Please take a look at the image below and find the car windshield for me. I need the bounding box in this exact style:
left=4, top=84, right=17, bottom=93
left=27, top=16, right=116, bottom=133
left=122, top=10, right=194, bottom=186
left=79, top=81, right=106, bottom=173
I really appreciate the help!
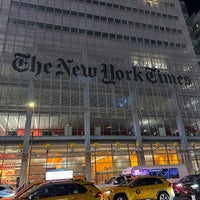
left=18, top=184, right=44, bottom=199
left=182, top=176, right=199, bottom=183
left=118, top=179, right=133, bottom=186
left=104, top=177, right=116, bottom=184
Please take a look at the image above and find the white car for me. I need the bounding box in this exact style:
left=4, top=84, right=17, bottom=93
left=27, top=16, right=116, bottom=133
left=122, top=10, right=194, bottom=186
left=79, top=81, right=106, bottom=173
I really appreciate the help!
left=0, top=185, right=15, bottom=198
left=96, top=175, right=131, bottom=189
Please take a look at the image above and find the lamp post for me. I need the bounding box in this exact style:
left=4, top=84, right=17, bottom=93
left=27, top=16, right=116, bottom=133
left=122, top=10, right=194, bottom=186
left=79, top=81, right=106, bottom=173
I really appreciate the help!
left=45, top=143, right=51, bottom=171
left=19, top=101, right=35, bottom=187
left=91, top=143, right=98, bottom=184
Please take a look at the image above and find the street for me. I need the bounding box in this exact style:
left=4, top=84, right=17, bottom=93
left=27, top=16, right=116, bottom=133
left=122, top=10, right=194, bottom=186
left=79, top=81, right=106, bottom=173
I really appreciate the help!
left=174, top=195, right=199, bottom=200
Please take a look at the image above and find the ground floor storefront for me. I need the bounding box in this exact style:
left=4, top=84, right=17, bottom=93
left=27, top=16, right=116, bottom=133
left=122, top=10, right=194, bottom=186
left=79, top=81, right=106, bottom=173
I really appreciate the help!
left=1, top=139, right=200, bottom=188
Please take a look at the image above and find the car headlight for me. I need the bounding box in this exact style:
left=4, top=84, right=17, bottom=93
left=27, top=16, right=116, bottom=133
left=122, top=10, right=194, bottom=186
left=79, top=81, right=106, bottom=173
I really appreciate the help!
left=104, top=190, right=112, bottom=195
left=191, top=184, right=199, bottom=190
left=176, top=183, right=182, bottom=187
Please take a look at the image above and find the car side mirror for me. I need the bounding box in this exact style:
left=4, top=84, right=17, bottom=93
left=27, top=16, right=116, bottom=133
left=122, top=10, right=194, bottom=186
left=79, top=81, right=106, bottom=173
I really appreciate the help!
left=114, top=180, right=119, bottom=185
left=130, top=184, right=135, bottom=188
left=28, top=194, right=34, bottom=200
left=28, top=194, right=39, bottom=200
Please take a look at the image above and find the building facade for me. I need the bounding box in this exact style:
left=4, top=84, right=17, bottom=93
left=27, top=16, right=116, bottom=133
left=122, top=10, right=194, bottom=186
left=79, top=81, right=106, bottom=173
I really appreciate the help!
left=0, top=0, right=200, bottom=187
left=188, top=11, right=200, bottom=63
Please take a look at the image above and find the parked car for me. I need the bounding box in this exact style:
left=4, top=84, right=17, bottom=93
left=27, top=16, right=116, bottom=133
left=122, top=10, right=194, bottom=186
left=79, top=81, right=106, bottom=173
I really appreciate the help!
left=2, top=179, right=102, bottom=200
left=102, top=176, right=175, bottom=200
left=177, top=176, right=200, bottom=198
left=0, top=185, right=15, bottom=198
left=173, top=174, right=200, bottom=195
left=96, top=175, right=131, bottom=189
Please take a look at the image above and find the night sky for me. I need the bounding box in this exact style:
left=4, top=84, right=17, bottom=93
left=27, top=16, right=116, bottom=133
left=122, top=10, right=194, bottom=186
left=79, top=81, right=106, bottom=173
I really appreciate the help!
left=184, top=0, right=200, bottom=16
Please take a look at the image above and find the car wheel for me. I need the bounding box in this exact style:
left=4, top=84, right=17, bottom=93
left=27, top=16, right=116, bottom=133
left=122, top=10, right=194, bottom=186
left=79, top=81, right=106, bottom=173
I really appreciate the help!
left=114, top=194, right=128, bottom=200
left=157, top=192, right=170, bottom=200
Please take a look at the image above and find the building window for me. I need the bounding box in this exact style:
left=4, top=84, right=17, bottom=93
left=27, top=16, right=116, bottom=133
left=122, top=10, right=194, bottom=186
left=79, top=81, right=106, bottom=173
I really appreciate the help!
left=109, top=34, right=115, bottom=39
left=87, top=30, right=93, bottom=36
left=71, top=11, right=78, bottom=16
left=139, top=9, right=144, bottom=14
left=108, top=18, right=114, bottom=22
left=124, top=36, right=129, bottom=41
left=55, top=8, right=62, bottom=13
left=63, top=10, right=70, bottom=15
left=160, top=27, right=165, bottom=31
left=148, top=24, right=153, bottom=29
left=107, top=3, right=112, bottom=7
left=18, top=20, right=26, bottom=25
left=120, top=6, right=125, bottom=10
left=113, top=4, right=119, bottom=9
left=170, top=42, right=175, bottom=47
left=138, top=38, right=143, bottom=43
left=157, top=41, right=163, bottom=46
left=86, top=14, right=93, bottom=19
left=45, top=24, right=53, bottom=29
left=38, top=5, right=45, bottom=10
left=157, top=13, right=162, bottom=17
left=117, top=35, right=123, bottom=40
left=54, top=25, right=61, bottom=30
left=102, top=32, right=108, bottom=38
left=178, top=30, right=182, bottom=33
left=94, top=15, right=100, bottom=20
left=145, top=10, right=150, bottom=15
left=79, top=29, right=86, bottom=34
left=122, top=20, right=127, bottom=24
left=132, top=8, right=138, bottom=13
left=63, top=27, right=70, bottom=32
left=71, top=28, right=78, bottom=33
left=115, top=19, right=121, bottom=24
left=46, top=7, right=54, bottom=12
left=79, top=12, right=85, bottom=17
left=172, top=29, right=177, bottom=33
left=128, top=21, right=134, bottom=26
left=101, top=16, right=107, bottom=21
left=131, top=37, right=136, bottom=42
left=135, top=22, right=140, bottom=28
left=36, top=22, right=44, bottom=28
left=151, top=40, right=156, bottom=45
left=163, top=41, right=169, bottom=47
left=144, top=39, right=150, bottom=44
left=93, top=0, right=98, bottom=5
left=27, top=21, right=36, bottom=26
left=154, top=26, right=159, bottom=30
left=95, top=31, right=101, bottom=37
left=100, top=2, right=105, bottom=6
left=142, top=23, right=147, bottom=28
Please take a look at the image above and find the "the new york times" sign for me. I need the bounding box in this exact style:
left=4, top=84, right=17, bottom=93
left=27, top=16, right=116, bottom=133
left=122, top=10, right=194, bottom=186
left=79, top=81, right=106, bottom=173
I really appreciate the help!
left=12, top=53, right=192, bottom=86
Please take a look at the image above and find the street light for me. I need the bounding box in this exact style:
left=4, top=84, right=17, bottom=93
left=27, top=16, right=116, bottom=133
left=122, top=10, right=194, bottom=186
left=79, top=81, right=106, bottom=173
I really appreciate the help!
left=28, top=101, right=36, bottom=109
left=19, top=101, right=35, bottom=187
left=45, top=143, right=51, bottom=171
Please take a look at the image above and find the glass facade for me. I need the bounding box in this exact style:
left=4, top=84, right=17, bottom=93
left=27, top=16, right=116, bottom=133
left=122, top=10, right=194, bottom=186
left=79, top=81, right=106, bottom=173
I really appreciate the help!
left=0, top=0, right=200, bottom=187
left=1, top=141, right=200, bottom=187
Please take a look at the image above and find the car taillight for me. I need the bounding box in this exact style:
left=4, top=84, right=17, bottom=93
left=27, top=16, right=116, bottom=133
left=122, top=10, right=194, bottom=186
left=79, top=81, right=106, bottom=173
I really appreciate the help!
left=174, top=183, right=183, bottom=191
left=95, top=192, right=103, bottom=197
left=169, top=183, right=173, bottom=187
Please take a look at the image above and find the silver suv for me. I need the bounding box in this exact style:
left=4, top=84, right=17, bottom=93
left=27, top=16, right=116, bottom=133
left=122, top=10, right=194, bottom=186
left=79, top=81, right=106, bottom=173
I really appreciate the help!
left=96, top=175, right=132, bottom=189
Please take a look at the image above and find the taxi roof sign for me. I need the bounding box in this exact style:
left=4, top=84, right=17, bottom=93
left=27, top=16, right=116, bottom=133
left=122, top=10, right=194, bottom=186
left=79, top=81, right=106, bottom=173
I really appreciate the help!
left=46, top=170, right=73, bottom=181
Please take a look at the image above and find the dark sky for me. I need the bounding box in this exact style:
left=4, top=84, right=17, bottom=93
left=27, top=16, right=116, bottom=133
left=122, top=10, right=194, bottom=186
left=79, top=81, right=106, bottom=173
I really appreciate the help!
left=184, top=0, right=200, bottom=16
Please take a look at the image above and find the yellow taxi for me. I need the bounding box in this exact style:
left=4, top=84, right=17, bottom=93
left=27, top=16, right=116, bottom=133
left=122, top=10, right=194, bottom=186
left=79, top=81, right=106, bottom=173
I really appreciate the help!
left=2, top=179, right=102, bottom=200
left=101, top=176, right=175, bottom=200
left=0, top=180, right=46, bottom=200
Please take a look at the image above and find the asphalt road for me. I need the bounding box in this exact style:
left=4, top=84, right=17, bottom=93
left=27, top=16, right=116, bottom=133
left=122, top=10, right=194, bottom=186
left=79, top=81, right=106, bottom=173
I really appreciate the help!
left=174, top=195, right=199, bottom=200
